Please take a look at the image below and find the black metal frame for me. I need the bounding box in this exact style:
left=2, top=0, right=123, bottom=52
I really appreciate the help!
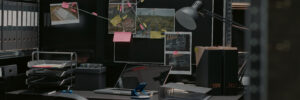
left=245, top=0, right=268, bottom=100
left=224, top=0, right=232, bottom=46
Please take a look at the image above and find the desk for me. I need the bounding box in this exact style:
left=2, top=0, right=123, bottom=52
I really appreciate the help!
left=6, top=90, right=242, bottom=100
left=6, top=90, right=158, bottom=100
left=73, top=91, right=158, bottom=100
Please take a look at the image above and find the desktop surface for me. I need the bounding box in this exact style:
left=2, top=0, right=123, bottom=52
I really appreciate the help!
left=6, top=89, right=242, bottom=100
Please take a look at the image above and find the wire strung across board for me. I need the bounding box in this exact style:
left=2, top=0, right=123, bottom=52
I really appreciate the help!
left=63, top=0, right=148, bottom=32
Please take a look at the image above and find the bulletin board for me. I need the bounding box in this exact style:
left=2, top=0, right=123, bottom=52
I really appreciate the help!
left=39, top=0, right=226, bottom=64
left=114, top=0, right=216, bottom=63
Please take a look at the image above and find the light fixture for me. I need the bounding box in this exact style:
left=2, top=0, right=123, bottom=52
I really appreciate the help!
left=175, top=0, right=203, bottom=30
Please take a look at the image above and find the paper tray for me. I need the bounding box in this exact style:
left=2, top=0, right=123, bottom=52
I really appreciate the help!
left=28, top=60, right=75, bottom=69
left=26, top=68, right=74, bottom=78
left=27, top=76, right=74, bottom=87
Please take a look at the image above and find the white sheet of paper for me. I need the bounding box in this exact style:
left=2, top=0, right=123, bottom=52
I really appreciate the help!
left=4, top=10, right=7, bottom=26
left=18, top=11, right=22, bottom=26
left=27, top=11, right=31, bottom=26
left=0, top=10, right=2, bottom=26
left=31, top=12, right=34, bottom=26
left=12, top=11, right=17, bottom=26
left=8, top=10, right=12, bottom=26
left=22, top=11, right=27, bottom=26
left=35, top=12, right=38, bottom=26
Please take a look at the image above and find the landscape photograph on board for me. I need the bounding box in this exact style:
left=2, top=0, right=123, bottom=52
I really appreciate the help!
left=134, top=8, right=175, bottom=39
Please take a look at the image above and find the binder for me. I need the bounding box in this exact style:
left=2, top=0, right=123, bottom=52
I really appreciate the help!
left=0, top=0, right=2, bottom=50
left=21, top=2, right=28, bottom=49
left=0, top=0, right=39, bottom=50
left=16, top=0, right=22, bottom=49
left=2, top=0, right=10, bottom=50
left=24, top=2, right=32, bottom=49
left=1, top=0, right=17, bottom=50
left=29, top=3, right=34, bottom=48
left=33, top=3, right=38, bottom=48
left=10, top=1, right=17, bottom=50
left=27, top=3, right=32, bottom=49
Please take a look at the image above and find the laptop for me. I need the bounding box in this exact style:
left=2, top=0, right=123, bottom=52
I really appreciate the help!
left=94, top=64, right=172, bottom=95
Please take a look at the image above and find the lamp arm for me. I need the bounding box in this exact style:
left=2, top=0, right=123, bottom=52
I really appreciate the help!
left=201, top=9, right=248, bottom=30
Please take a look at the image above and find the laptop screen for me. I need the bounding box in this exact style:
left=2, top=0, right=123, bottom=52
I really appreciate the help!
left=116, top=64, right=172, bottom=91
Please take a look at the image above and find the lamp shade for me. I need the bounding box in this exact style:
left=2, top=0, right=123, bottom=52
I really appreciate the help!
left=175, top=0, right=203, bottom=30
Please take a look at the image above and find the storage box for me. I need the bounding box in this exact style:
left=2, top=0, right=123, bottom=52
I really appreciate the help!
left=74, top=63, right=106, bottom=91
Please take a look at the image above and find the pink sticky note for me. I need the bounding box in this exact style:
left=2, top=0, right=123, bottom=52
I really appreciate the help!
left=92, top=12, right=98, bottom=16
left=127, top=1, right=132, bottom=7
left=71, top=8, right=77, bottom=13
left=113, top=32, right=132, bottom=43
left=139, top=24, right=144, bottom=30
left=119, top=5, right=122, bottom=12
left=173, top=51, right=178, bottom=55
left=62, top=2, right=69, bottom=8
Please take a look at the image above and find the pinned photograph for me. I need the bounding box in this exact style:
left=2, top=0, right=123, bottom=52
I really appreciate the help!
left=164, top=32, right=192, bottom=75
left=50, top=2, right=80, bottom=25
left=165, top=54, right=191, bottom=75
left=165, top=32, right=191, bottom=51
left=108, top=2, right=136, bottom=34
left=134, top=8, right=175, bottom=39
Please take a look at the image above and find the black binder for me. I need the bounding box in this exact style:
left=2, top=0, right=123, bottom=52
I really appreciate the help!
left=2, top=0, right=10, bottom=50
left=21, top=2, right=29, bottom=49
left=33, top=2, right=38, bottom=48
left=0, top=0, right=2, bottom=50
left=29, top=3, right=34, bottom=49
left=16, top=0, right=22, bottom=49
left=2, top=0, right=17, bottom=50
left=10, top=1, right=17, bottom=50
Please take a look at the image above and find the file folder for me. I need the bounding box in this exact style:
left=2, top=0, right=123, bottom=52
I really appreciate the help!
left=16, top=0, right=22, bottom=49
left=2, top=0, right=10, bottom=50
left=10, top=1, right=18, bottom=50
left=0, top=0, right=2, bottom=50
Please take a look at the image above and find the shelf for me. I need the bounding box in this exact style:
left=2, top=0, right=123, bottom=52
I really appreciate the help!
left=0, top=49, right=38, bottom=60
left=232, top=2, right=250, bottom=10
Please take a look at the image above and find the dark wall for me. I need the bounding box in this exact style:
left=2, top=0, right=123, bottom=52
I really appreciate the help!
left=37, top=0, right=231, bottom=87
left=114, top=0, right=214, bottom=63
left=232, top=10, right=245, bottom=51
left=40, top=0, right=106, bottom=62
left=39, top=0, right=227, bottom=64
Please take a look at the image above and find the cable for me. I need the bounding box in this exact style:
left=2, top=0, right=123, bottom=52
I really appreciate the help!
left=77, top=8, right=110, bottom=21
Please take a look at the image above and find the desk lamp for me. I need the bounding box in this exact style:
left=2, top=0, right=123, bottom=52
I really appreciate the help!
left=176, top=0, right=246, bottom=31
left=175, top=0, right=203, bottom=30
